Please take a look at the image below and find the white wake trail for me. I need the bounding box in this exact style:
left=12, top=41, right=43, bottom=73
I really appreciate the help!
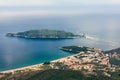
left=85, top=34, right=119, bottom=46
left=85, top=35, right=99, bottom=41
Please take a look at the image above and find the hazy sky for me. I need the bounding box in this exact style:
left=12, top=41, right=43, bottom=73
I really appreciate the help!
left=0, top=0, right=120, bottom=17
left=1, top=0, right=120, bottom=6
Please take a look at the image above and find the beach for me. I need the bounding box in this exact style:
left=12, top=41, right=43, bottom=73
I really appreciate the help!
left=0, top=53, right=77, bottom=74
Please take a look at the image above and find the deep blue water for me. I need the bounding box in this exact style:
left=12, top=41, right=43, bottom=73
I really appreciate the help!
left=0, top=14, right=120, bottom=71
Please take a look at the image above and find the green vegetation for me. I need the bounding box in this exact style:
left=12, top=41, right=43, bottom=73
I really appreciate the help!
left=40, top=65, right=52, bottom=70
left=109, top=58, right=120, bottom=65
left=6, top=29, right=85, bottom=38
left=105, top=47, right=120, bottom=65
left=52, top=62, right=69, bottom=70
left=43, top=62, right=51, bottom=65
left=1, top=69, right=120, bottom=80
left=109, top=70, right=120, bottom=80
left=26, top=69, right=117, bottom=80
left=61, top=46, right=89, bottom=53
left=27, top=69, right=85, bottom=80
left=105, top=47, right=120, bottom=54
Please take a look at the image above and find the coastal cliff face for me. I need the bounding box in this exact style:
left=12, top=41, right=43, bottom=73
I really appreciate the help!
left=6, top=29, right=85, bottom=39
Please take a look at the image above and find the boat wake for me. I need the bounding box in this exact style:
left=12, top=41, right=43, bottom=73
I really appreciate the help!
left=85, top=34, right=119, bottom=46
left=85, top=35, right=99, bottom=41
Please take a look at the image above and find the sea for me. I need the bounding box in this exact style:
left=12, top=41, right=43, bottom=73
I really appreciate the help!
left=0, top=14, right=120, bottom=71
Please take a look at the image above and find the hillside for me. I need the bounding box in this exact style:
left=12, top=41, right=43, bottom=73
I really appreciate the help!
left=26, top=69, right=113, bottom=80
left=105, top=48, right=120, bottom=54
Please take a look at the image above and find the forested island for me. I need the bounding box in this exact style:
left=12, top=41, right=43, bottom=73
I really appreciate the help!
left=6, top=29, right=85, bottom=39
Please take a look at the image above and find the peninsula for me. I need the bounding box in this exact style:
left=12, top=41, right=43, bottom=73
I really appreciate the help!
left=6, top=29, right=85, bottom=39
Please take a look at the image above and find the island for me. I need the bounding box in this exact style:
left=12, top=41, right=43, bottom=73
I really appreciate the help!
left=6, top=29, right=85, bottom=39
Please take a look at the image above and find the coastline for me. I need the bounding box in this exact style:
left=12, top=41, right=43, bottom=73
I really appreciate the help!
left=0, top=53, right=78, bottom=74
left=0, top=63, right=43, bottom=73
left=0, top=46, right=120, bottom=80
left=1, top=46, right=120, bottom=74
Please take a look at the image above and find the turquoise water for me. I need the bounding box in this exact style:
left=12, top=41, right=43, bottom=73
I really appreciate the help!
left=0, top=14, right=120, bottom=71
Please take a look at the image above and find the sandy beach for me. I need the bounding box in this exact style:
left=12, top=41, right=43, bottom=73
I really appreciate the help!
left=0, top=63, right=43, bottom=73
left=0, top=54, right=77, bottom=74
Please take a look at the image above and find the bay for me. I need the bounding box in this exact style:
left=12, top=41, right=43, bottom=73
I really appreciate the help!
left=0, top=14, right=120, bottom=71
